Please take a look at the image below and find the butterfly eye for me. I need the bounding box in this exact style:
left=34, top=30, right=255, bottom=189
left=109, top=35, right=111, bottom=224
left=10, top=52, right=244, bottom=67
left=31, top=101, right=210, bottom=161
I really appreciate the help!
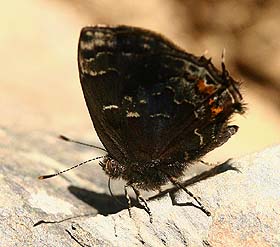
left=103, top=158, right=123, bottom=178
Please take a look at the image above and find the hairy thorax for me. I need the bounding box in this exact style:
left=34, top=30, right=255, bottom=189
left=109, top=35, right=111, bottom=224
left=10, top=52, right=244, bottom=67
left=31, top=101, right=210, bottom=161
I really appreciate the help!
left=101, top=156, right=187, bottom=190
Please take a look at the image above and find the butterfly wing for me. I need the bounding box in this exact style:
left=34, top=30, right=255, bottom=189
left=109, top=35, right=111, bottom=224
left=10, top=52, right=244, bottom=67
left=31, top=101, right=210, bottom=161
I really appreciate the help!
left=78, top=25, right=243, bottom=165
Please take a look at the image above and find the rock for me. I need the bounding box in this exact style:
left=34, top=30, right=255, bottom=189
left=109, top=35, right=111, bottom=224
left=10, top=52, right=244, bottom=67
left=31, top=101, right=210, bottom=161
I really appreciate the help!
left=0, top=130, right=279, bottom=246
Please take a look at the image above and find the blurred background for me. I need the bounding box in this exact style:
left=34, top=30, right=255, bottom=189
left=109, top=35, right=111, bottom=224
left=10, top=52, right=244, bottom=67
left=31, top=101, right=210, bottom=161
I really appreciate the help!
left=1, top=0, right=279, bottom=171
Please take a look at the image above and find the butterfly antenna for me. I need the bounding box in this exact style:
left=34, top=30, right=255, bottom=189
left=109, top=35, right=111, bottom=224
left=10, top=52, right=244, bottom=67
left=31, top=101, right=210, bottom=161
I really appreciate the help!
left=38, top=155, right=106, bottom=180
left=59, top=135, right=107, bottom=152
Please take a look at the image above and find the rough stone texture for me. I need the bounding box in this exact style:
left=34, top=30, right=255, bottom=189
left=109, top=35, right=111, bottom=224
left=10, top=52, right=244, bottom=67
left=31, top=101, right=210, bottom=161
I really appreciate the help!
left=64, top=145, right=280, bottom=247
left=0, top=130, right=279, bottom=246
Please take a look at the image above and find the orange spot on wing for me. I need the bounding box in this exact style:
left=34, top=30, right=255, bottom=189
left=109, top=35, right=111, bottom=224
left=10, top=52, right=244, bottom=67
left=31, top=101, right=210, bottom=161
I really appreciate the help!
left=209, top=98, right=215, bottom=105
left=197, top=79, right=216, bottom=94
left=211, top=106, right=224, bottom=116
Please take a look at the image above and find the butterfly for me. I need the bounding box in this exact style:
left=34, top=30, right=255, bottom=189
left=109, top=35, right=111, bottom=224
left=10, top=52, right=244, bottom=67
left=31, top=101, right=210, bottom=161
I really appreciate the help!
left=76, top=25, right=245, bottom=219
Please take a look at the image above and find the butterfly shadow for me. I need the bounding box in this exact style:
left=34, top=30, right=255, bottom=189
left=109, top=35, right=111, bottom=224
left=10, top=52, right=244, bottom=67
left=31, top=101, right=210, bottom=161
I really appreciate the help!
left=68, top=185, right=138, bottom=216
left=33, top=186, right=137, bottom=227
left=148, top=159, right=240, bottom=201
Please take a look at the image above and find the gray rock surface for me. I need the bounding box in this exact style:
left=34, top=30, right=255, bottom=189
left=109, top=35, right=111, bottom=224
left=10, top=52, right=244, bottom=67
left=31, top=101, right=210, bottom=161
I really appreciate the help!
left=0, top=129, right=279, bottom=246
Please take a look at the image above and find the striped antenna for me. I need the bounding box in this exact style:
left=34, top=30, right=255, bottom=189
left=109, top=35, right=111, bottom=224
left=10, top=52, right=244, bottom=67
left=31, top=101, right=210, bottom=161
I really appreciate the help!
left=38, top=155, right=106, bottom=180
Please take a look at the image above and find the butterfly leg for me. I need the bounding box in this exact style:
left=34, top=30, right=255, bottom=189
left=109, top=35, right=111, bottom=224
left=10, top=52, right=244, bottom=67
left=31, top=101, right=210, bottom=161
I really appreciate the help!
left=168, top=176, right=211, bottom=216
left=124, top=185, right=132, bottom=218
left=131, top=185, right=153, bottom=223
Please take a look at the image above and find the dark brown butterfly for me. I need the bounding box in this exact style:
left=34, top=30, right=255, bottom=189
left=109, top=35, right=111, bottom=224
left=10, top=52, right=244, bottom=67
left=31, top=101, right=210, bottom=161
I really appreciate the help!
left=78, top=25, right=244, bottom=187
left=77, top=25, right=244, bottom=219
